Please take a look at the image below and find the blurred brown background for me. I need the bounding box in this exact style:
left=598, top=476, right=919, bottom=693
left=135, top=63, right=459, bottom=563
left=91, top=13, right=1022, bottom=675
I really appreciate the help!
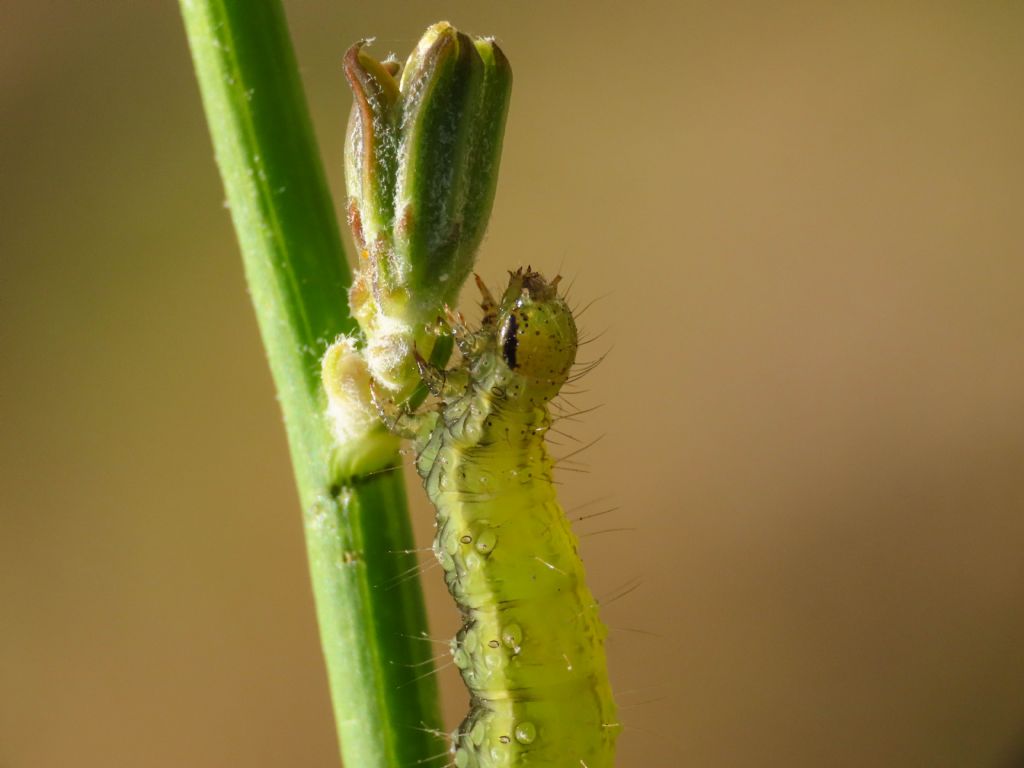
left=3, top=2, right=1023, bottom=766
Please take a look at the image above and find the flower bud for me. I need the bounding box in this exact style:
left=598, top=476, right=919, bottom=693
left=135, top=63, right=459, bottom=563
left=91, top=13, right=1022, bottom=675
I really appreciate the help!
left=344, top=22, right=512, bottom=393
left=393, top=24, right=511, bottom=310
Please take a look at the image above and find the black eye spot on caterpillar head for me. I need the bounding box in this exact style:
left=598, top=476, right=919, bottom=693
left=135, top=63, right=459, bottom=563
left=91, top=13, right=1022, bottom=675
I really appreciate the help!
left=502, top=312, right=519, bottom=369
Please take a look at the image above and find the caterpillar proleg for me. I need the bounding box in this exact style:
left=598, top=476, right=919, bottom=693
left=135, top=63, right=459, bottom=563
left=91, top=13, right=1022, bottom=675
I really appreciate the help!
left=380, top=269, right=619, bottom=767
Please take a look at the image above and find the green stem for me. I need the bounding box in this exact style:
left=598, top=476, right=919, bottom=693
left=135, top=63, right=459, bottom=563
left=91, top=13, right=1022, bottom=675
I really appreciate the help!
left=178, top=2, right=444, bottom=766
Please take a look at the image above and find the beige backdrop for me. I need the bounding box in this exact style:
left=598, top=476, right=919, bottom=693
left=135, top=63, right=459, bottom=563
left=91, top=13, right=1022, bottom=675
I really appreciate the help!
left=3, top=2, right=1024, bottom=766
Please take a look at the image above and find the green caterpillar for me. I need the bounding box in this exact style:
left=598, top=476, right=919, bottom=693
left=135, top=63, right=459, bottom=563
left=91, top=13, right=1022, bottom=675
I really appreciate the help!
left=380, top=268, right=619, bottom=767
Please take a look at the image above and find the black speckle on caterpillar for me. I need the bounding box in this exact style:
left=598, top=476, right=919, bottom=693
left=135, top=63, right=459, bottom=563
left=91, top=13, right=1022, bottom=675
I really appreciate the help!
left=386, top=268, right=619, bottom=767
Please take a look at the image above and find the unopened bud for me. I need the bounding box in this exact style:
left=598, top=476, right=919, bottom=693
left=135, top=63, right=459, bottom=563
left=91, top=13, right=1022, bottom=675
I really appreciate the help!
left=344, top=21, right=512, bottom=332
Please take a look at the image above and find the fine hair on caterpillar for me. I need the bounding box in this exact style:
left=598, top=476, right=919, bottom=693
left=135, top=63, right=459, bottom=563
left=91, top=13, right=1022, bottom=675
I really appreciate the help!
left=373, top=268, right=620, bottom=767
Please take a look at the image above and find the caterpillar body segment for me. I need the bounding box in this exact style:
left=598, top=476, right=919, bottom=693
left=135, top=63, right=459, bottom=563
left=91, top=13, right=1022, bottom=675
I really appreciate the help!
left=412, top=269, right=619, bottom=767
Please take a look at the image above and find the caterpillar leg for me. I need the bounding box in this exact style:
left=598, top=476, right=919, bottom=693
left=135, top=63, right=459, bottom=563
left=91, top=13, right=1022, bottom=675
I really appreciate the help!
left=414, top=349, right=469, bottom=400
left=368, top=378, right=432, bottom=439
left=440, top=305, right=483, bottom=359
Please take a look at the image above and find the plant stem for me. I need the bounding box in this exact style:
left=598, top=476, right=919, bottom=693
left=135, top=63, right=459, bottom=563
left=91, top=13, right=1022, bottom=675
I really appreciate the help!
left=178, top=2, right=444, bottom=766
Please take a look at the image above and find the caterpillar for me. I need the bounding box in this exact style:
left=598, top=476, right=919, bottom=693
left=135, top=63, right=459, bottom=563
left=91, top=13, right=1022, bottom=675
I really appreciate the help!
left=378, top=268, right=619, bottom=768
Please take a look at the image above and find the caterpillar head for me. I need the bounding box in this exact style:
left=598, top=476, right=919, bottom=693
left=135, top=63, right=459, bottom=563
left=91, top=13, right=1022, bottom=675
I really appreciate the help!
left=494, top=269, right=578, bottom=402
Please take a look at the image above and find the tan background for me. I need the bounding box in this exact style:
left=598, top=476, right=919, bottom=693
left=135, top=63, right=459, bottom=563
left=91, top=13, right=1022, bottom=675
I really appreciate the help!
left=3, top=2, right=1023, bottom=766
